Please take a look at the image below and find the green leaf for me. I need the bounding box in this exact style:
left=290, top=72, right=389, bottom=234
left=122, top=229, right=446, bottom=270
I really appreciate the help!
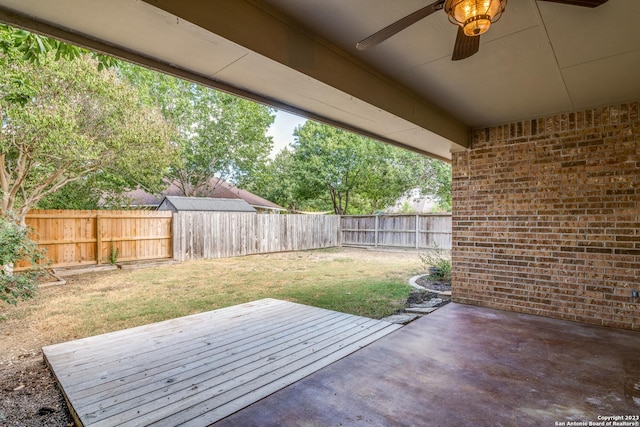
left=2, top=52, right=177, bottom=219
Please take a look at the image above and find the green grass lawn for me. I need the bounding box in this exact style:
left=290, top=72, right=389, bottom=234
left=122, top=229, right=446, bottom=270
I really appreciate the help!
left=0, top=247, right=423, bottom=363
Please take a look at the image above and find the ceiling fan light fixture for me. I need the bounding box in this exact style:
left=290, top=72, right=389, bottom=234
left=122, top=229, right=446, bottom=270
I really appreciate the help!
left=445, top=0, right=507, bottom=36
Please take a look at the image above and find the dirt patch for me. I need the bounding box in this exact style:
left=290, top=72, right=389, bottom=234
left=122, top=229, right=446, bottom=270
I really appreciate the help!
left=0, top=356, right=72, bottom=427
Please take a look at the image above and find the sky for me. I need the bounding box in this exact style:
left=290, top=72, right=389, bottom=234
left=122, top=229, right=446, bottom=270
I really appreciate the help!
left=266, top=110, right=307, bottom=158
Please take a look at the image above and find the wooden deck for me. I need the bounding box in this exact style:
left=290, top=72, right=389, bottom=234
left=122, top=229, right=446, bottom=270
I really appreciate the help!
left=43, top=298, right=401, bottom=427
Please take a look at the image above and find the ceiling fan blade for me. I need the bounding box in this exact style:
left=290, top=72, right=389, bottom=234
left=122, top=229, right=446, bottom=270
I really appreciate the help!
left=538, top=0, right=608, bottom=7
left=451, top=26, right=479, bottom=61
left=356, top=0, right=445, bottom=50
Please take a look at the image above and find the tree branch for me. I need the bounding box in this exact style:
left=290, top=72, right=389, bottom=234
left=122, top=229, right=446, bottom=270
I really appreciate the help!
left=30, top=171, right=89, bottom=202
left=23, top=163, right=98, bottom=210
left=7, top=139, right=34, bottom=205
left=0, top=152, right=9, bottom=195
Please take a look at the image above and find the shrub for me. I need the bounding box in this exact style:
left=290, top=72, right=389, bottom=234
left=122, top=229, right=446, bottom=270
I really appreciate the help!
left=419, top=244, right=452, bottom=283
left=0, top=215, right=46, bottom=305
left=108, top=241, right=119, bottom=265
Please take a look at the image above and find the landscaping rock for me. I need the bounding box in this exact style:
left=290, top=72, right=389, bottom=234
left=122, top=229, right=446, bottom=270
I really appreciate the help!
left=405, top=307, right=438, bottom=314
left=380, top=314, right=420, bottom=325
left=410, top=298, right=443, bottom=308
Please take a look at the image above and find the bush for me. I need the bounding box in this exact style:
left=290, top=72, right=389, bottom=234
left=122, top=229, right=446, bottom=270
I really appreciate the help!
left=0, top=215, right=46, bottom=305
left=419, top=244, right=451, bottom=283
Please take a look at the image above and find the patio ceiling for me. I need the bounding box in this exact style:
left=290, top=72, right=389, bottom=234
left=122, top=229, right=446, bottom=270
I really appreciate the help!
left=0, top=0, right=638, bottom=161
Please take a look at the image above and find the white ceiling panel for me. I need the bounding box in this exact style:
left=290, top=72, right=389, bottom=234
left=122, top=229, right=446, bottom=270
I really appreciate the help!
left=538, top=0, right=640, bottom=69
left=412, top=26, right=574, bottom=126
left=563, top=49, right=640, bottom=109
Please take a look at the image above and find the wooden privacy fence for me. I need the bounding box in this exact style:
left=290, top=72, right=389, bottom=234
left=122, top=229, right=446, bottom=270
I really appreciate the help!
left=173, top=212, right=340, bottom=261
left=340, top=214, right=452, bottom=250
left=20, top=211, right=450, bottom=269
left=22, top=210, right=172, bottom=269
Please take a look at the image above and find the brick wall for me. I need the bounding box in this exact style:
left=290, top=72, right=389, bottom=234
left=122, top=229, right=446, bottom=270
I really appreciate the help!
left=451, top=102, right=639, bottom=331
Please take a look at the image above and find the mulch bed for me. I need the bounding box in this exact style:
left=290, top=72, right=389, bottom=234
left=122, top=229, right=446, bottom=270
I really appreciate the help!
left=415, top=276, right=452, bottom=293
left=0, top=356, right=72, bottom=427
left=405, top=276, right=452, bottom=308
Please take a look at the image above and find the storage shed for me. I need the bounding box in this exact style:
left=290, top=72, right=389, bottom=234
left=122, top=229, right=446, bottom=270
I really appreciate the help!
left=157, top=196, right=256, bottom=213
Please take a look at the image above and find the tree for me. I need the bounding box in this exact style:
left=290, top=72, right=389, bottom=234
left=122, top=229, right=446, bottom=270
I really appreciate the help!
left=119, top=64, right=275, bottom=196
left=291, top=122, right=372, bottom=214
left=250, top=121, right=453, bottom=214
left=418, top=159, right=452, bottom=211
left=246, top=149, right=300, bottom=211
left=36, top=174, right=137, bottom=210
left=0, top=214, right=45, bottom=305
left=289, top=121, right=446, bottom=215
left=0, top=53, right=176, bottom=224
left=36, top=179, right=103, bottom=210
left=357, top=144, right=427, bottom=213
left=0, top=24, right=117, bottom=70
left=0, top=24, right=162, bottom=214
left=0, top=25, right=175, bottom=305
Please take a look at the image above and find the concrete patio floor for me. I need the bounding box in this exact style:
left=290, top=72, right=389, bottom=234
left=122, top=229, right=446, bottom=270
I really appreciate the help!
left=215, top=303, right=640, bottom=427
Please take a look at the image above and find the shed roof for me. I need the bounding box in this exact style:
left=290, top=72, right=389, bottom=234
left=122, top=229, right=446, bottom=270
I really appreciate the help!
left=125, top=180, right=286, bottom=212
left=159, top=196, right=256, bottom=212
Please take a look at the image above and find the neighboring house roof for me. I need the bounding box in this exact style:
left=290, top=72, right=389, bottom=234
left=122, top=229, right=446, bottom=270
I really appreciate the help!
left=213, top=181, right=285, bottom=212
left=158, top=196, right=256, bottom=213
left=124, top=179, right=286, bottom=212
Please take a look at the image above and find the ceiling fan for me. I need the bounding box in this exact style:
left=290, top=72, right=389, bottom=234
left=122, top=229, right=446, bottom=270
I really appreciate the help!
left=355, top=0, right=609, bottom=61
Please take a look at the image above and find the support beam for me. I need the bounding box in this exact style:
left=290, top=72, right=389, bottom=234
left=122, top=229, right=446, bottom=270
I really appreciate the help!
left=142, top=0, right=469, bottom=149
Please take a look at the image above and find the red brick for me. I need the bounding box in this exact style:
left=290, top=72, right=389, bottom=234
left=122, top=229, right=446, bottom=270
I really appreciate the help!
left=452, top=102, right=640, bottom=331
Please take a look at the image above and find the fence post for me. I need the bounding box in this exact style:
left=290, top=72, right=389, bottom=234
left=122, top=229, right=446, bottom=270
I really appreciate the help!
left=374, top=215, right=379, bottom=247
left=96, top=212, right=102, bottom=265
left=170, top=213, right=176, bottom=261
left=415, top=214, right=419, bottom=249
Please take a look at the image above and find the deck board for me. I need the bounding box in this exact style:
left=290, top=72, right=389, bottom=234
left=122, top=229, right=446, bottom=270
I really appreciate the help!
left=43, top=298, right=401, bottom=427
